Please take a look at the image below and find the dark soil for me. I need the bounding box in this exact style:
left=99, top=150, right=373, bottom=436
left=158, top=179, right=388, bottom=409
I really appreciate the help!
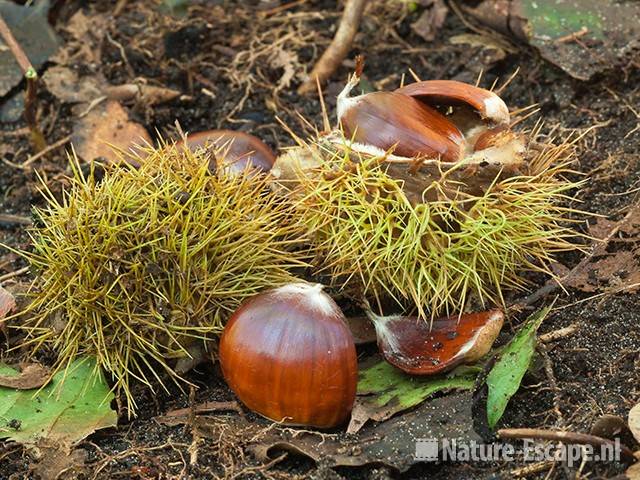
left=1, top=1, right=639, bottom=479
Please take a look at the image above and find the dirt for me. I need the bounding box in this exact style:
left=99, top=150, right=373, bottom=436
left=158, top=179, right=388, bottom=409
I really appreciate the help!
left=0, top=1, right=639, bottom=479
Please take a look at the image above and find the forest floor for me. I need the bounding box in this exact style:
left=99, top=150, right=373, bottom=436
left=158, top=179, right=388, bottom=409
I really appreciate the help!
left=0, top=1, right=639, bottom=479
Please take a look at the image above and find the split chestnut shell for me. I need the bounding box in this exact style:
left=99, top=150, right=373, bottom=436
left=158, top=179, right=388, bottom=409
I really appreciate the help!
left=219, top=283, right=358, bottom=428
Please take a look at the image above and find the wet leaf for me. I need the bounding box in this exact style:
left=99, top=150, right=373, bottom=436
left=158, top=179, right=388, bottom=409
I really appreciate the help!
left=162, top=390, right=479, bottom=473
left=347, top=359, right=479, bottom=433
left=463, top=0, right=640, bottom=81
left=485, top=306, right=551, bottom=429
left=0, top=357, right=117, bottom=445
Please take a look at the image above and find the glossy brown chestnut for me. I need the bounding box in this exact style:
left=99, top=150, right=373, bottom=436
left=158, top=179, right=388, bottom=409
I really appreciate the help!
left=219, top=283, right=358, bottom=428
left=395, top=80, right=510, bottom=125
left=369, top=309, right=504, bottom=375
left=337, top=80, right=463, bottom=161
left=177, top=129, right=276, bottom=174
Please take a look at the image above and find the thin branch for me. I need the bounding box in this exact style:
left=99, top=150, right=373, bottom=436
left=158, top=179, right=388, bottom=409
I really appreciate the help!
left=497, top=428, right=635, bottom=463
left=298, top=0, right=368, bottom=95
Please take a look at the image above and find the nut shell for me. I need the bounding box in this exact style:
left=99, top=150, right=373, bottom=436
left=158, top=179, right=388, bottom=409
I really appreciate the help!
left=177, top=130, right=276, bottom=174
left=339, top=91, right=463, bottom=161
left=219, top=283, right=358, bottom=428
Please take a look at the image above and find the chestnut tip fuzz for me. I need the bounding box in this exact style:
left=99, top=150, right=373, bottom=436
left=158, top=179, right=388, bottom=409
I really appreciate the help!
left=219, top=282, right=358, bottom=429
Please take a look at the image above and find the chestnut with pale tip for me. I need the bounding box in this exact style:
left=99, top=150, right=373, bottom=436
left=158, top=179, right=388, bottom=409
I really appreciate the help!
left=368, top=309, right=505, bottom=375
left=219, top=283, right=358, bottom=429
left=176, top=129, right=276, bottom=175
left=395, top=80, right=510, bottom=125
left=336, top=75, right=464, bottom=161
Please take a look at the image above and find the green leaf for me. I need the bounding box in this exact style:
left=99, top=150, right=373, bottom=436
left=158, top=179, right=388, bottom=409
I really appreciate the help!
left=0, top=357, right=117, bottom=445
left=485, top=306, right=552, bottom=429
left=358, top=360, right=479, bottom=413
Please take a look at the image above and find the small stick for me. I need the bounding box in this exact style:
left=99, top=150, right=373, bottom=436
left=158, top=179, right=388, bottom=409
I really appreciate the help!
left=21, top=135, right=72, bottom=169
left=0, top=214, right=31, bottom=228
left=539, top=324, right=578, bottom=343
left=0, top=13, right=45, bottom=151
left=497, top=428, right=635, bottom=463
left=0, top=266, right=30, bottom=285
left=298, top=0, right=368, bottom=95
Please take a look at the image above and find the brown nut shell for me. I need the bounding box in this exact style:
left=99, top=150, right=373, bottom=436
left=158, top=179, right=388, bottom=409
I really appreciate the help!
left=177, top=129, right=276, bottom=174
left=339, top=91, right=463, bottom=161
left=395, top=80, right=510, bottom=125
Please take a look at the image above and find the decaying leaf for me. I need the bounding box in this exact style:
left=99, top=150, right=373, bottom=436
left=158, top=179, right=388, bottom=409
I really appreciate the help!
left=0, top=357, right=117, bottom=446
left=0, top=363, right=50, bottom=390
left=42, top=66, right=104, bottom=104
left=629, top=402, right=640, bottom=444
left=484, top=306, right=551, bottom=429
left=161, top=390, right=479, bottom=472
left=0, top=0, right=60, bottom=97
left=564, top=208, right=640, bottom=294
left=71, top=100, right=152, bottom=165
left=347, top=359, right=478, bottom=433
left=0, top=285, right=15, bottom=322
left=411, top=0, right=448, bottom=42
left=463, top=0, right=640, bottom=81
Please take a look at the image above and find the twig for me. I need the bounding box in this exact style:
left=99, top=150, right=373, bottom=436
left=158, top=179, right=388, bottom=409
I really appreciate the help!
left=0, top=13, right=45, bottom=151
left=497, top=428, right=635, bottom=463
left=539, top=324, right=578, bottom=343
left=0, top=267, right=30, bottom=285
left=297, top=0, right=368, bottom=95
left=0, top=214, right=31, bottom=228
left=21, top=135, right=72, bottom=169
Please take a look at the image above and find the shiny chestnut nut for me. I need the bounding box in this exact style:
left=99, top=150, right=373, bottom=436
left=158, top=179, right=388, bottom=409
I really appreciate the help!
left=177, top=129, right=276, bottom=175
left=219, top=283, right=358, bottom=428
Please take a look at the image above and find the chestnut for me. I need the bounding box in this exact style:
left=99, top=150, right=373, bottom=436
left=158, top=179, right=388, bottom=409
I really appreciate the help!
left=176, top=129, right=276, bottom=175
left=219, top=283, right=358, bottom=428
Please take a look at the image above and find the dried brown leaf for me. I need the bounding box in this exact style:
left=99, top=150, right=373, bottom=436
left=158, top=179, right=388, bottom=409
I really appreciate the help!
left=0, top=363, right=51, bottom=390
left=71, top=100, right=151, bottom=166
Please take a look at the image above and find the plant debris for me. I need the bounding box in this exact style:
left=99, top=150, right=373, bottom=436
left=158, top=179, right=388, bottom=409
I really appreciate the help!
left=0, top=357, right=116, bottom=445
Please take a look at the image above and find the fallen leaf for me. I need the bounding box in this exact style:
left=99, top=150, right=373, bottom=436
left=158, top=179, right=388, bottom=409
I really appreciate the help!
left=411, top=0, right=448, bottom=42
left=30, top=443, right=87, bottom=480
left=629, top=403, right=640, bottom=444
left=71, top=100, right=152, bottom=166
left=449, top=33, right=511, bottom=62
left=53, top=10, right=110, bottom=65
left=347, top=359, right=478, bottom=433
left=0, top=363, right=50, bottom=390
left=160, top=401, right=241, bottom=418
left=484, top=306, right=551, bottom=429
left=0, top=285, right=15, bottom=321
left=564, top=208, right=640, bottom=294
left=0, top=0, right=60, bottom=97
left=463, top=0, right=640, bottom=81
left=179, top=390, right=479, bottom=472
left=0, top=357, right=117, bottom=445
left=42, top=66, right=104, bottom=104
